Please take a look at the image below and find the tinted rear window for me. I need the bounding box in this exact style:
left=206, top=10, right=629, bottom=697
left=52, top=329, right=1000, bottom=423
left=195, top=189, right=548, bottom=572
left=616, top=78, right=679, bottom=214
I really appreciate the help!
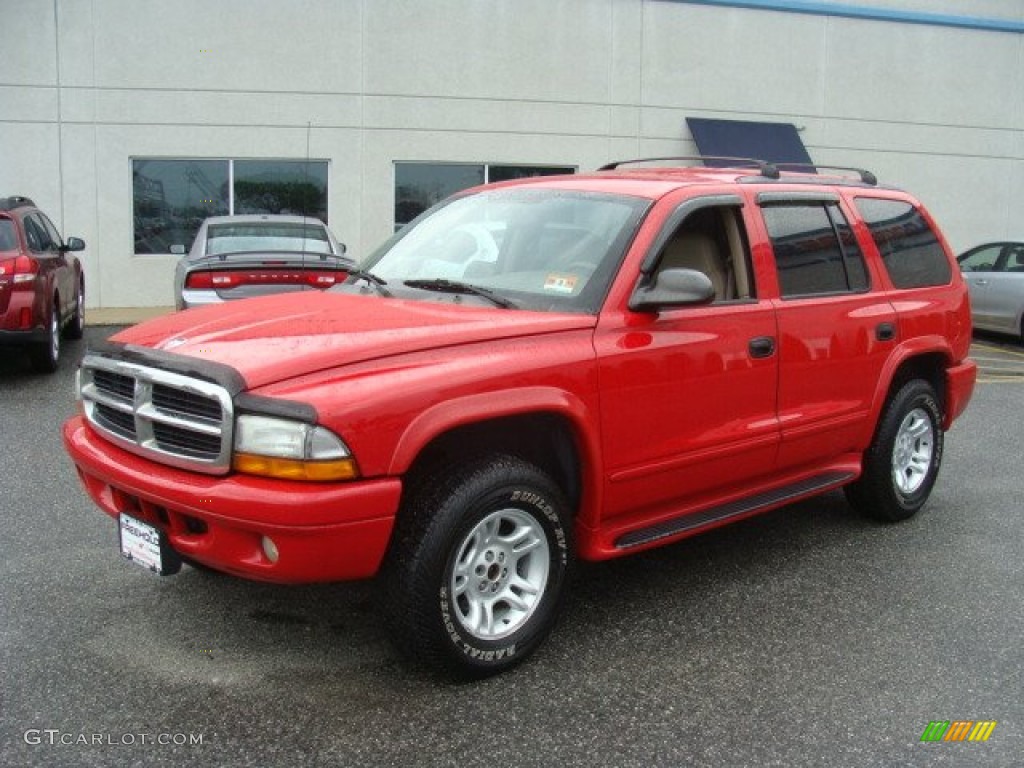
left=854, top=198, right=951, bottom=289
left=0, top=219, right=17, bottom=251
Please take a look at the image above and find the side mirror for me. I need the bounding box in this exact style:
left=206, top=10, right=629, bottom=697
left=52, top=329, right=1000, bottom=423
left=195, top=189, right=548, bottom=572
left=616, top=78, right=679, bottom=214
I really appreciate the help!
left=628, top=268, right=716, bottom=312
left=337, top=242, right=347, bottom=256
left=64, top=237, right=86, bottom=252
left=170, top=244, right=186, bottom=255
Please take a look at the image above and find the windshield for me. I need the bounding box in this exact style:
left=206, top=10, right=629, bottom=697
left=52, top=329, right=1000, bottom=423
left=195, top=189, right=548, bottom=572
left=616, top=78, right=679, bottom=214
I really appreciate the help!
left=355, top=188, right=649, bottom=313
left=205, top=222, right=333, bottom=256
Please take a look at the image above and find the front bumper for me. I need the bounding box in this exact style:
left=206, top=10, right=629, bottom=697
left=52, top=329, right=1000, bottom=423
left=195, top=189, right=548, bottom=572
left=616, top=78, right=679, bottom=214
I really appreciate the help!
left=63, top=416, right=402, bottom=583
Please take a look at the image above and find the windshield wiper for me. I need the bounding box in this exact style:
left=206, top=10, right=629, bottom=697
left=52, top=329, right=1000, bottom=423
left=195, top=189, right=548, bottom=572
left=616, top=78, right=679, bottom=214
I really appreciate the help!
left=403, top=279, right=518, bottom=309
left=345, top=268, right=392, bottom=297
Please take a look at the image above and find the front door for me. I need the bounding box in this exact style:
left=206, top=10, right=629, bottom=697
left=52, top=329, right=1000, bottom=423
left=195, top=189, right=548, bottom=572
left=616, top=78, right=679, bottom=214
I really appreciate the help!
left=594, top=196, right=780, bottom=531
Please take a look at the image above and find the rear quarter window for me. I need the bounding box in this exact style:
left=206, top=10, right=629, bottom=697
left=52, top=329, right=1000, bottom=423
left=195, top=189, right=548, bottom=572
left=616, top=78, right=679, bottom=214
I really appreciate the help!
left=854, top=197, right=951, bottom=289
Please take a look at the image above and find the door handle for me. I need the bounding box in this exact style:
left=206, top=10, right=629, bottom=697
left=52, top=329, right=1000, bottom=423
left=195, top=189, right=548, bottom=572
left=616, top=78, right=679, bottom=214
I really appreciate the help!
left=748, top=336, right=775, bottom=359
left=974, top=279, right=989, bottom=286
left=876, top=322, right=896, bottom=342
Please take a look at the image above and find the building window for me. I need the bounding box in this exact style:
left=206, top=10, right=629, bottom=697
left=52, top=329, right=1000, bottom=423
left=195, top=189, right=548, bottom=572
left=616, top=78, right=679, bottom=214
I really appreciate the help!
left=394, top=162, right=575, bottom=230
left=233, top=160, right=328, bottom=221
left=854, top=197, right=951, bottom=289
left=132, top=159, right=328, bottom=255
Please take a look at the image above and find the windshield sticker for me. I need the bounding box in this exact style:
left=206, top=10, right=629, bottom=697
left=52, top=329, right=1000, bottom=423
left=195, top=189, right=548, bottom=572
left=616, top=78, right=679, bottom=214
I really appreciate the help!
left=543, top=274, right=578, bottom=294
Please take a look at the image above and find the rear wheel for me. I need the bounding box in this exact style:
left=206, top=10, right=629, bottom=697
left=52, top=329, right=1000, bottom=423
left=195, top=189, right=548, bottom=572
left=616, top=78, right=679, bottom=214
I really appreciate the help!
left=845, top=379, right=943, bottom=522
left=30, top=300, right=60, bottom=373
left=382, top=455, right=572, bottom=678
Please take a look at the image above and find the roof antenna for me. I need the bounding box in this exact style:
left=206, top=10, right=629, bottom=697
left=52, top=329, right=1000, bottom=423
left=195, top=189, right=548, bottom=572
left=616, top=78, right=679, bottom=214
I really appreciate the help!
left=302, top=121, right=312, bottom=270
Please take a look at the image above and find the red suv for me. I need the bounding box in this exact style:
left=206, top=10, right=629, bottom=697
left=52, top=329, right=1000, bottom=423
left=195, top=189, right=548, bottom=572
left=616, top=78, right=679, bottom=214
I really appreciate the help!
left=63, top=160, right=976, bottom=677
left=1, top=196, right=86, bottom=372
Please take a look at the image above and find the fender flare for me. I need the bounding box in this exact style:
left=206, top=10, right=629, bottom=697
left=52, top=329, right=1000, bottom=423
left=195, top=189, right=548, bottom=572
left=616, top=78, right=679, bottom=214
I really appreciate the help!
left=387, top=386, right=605, bottom=525
left=864, top=335, right=954, bottom=440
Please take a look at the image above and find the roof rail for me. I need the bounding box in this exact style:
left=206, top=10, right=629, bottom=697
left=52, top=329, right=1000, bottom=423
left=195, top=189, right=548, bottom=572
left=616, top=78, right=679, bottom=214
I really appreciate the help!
left=598, top=156, right=780, bottom=179
left=0, top=195, right=36, bottom=211
left=773, top=164, right=877, bottom=186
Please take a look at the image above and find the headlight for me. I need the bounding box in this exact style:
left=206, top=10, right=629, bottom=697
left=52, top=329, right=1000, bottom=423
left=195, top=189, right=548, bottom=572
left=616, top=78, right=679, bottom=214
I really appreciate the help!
left=232, top=414, right=359, bottom=482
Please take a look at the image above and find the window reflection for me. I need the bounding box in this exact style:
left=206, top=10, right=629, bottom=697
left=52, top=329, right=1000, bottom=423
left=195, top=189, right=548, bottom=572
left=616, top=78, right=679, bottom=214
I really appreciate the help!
left=132, top=159, right=329, bottom=255
left=395, top=164, right=484, bottom=230
left=234, top=160, right=327, bottom=221
left=394, top=163, right=575, bottom=230
left=133, top=160, right=229, bottom=255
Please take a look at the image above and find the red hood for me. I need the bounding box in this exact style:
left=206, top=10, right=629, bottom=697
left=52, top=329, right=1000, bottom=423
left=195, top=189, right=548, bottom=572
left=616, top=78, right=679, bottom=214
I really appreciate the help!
left=111, top=292, right=595, bottom=389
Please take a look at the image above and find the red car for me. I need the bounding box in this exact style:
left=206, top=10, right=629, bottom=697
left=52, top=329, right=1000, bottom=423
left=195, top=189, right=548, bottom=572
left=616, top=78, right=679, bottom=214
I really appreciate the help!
left=0, top=196, right=86, bottom=372
left=64, top=161, right=976, bottom=677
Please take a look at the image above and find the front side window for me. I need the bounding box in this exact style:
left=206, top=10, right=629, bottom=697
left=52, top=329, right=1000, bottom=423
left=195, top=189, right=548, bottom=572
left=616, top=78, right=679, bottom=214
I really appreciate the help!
left=652, top=205, right=755, bottom=302
left=132, top=159, right=329, bottom=255
left=25, top=215, right=55, bottom=252
left=762, top=203, right=866, bottom=298
left=854, top=197, right=951, bottom=288
left=357, top=187, right=649, bottom=313
left=958, top=244, right=1003, bottom=273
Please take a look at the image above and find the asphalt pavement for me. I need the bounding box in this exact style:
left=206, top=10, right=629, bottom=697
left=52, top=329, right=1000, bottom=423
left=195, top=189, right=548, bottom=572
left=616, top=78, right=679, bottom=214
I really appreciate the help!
left=1, top=327, right=1021, bottom=767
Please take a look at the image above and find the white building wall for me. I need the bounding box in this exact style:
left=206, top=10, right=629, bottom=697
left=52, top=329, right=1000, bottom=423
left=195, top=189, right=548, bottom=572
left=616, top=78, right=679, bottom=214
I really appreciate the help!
left=1, top=0, right=1021, bottom=309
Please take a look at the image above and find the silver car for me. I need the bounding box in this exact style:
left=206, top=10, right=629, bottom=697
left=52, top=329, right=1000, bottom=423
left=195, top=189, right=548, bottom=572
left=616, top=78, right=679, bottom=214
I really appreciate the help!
left=958, top=241, right=1024, bottom=343
left=173, top=215, right=353, bottom=309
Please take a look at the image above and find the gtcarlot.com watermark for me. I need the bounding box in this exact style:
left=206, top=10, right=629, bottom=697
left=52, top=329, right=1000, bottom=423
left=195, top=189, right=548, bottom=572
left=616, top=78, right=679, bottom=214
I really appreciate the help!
left=24, top=729, right=203, bottom=747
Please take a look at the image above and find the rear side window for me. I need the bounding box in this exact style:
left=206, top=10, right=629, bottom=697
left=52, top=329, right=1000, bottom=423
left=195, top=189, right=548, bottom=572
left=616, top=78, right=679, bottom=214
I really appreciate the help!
left=854, top=198, right=951, bottom=288
left=761, top=203, right=870, bottom=298
left=0, top=219, right=17, bottom=251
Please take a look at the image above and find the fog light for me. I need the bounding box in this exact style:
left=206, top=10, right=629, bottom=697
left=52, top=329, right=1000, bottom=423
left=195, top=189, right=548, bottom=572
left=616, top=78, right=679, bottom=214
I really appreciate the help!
left=261, top=536, right=279, bottom=563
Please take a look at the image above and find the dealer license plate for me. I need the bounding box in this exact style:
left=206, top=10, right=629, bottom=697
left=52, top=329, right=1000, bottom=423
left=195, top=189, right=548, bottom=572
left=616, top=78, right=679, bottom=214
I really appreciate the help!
left=119, top=513, right=179, bottom=575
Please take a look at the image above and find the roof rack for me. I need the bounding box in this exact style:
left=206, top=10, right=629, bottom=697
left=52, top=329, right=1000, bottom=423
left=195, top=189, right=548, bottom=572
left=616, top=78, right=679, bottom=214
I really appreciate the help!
left=772, top=164, right=877, bottom=186
left=598, top=156, right=781, bottom=179
left=0, top=195, right=36, bottom=211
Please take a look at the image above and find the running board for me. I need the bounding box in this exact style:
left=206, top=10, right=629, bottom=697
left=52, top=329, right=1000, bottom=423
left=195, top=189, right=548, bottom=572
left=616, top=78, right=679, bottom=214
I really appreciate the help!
left=614, top=471, right=855, bottom=550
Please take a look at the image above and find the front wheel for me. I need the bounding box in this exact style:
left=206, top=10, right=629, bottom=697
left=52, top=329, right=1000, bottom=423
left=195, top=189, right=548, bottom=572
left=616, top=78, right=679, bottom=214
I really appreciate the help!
left=64, top=279, right=85, bottom=340
left=845, top=379, right=944, bottom=522
left=382, top=455, right=572, bottom=678
left=30, top=301, right=60, bottom=373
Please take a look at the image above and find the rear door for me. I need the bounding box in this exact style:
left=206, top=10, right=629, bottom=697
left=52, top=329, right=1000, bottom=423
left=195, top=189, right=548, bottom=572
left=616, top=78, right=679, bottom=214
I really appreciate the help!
left=754, top=192, right=897, bottom=472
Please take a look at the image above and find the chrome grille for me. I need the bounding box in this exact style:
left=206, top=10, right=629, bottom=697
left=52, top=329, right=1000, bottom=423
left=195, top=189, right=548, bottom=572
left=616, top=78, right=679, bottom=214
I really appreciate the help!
left=78, top=354, right=234, bottom=474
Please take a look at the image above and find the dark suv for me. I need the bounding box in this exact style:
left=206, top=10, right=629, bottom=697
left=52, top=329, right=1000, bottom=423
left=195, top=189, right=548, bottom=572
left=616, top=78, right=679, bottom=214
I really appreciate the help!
left=0, top=196, right=86, bottom=372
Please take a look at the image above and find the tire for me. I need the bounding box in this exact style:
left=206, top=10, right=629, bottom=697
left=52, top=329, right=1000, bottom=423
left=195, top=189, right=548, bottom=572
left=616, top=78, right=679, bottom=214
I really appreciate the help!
left=64, top=279, right=85, bottom=340
left=845, top=379, right=943, bottom=522
left=382, top=454, right=573, bottom=679
left=29, top=301, right=60, bottom=373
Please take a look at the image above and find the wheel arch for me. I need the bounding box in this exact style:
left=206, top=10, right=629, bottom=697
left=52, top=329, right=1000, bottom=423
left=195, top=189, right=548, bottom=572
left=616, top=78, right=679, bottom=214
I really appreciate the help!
left=870, top=342, right=951, bottom=433
left=389, top=387, right=602, bottom=522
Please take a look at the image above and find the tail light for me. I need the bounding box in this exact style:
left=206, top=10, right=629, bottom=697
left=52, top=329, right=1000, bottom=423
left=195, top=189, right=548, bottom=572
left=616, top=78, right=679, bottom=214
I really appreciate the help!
left=11, top=255, right=38, bottom=287
left=185, top=269, right=345, bottom=290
